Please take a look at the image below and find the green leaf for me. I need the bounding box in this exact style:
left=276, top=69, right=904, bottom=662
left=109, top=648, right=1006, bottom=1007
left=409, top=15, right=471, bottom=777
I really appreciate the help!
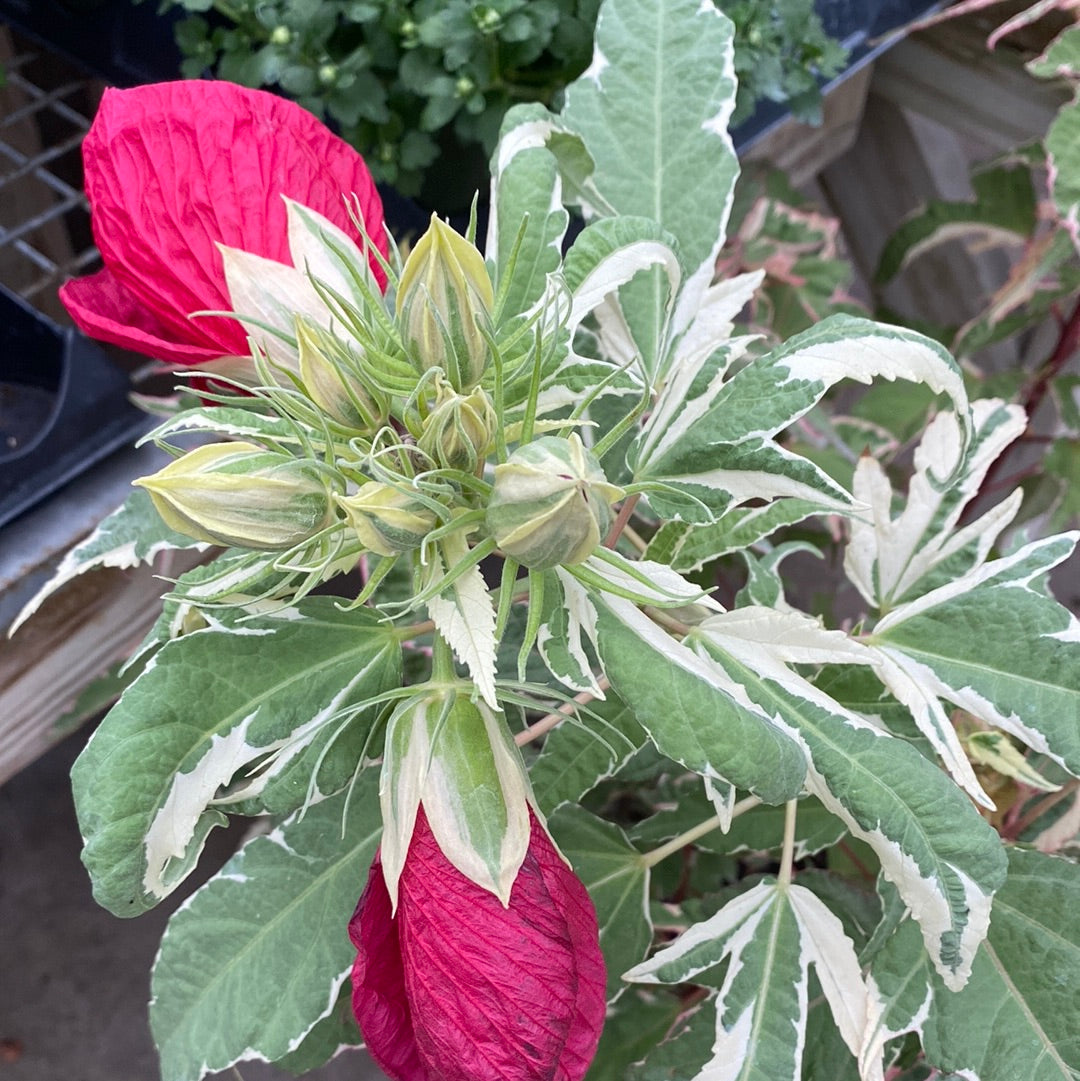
left=626, top=998, right=718, bottom=1080
left=874, top=532, right=1080, bottom=781
left=549, top=803, right=652, bottom=1002
left=875, top=165, right=1036, bottom=285
left=925, top=848, right=1080, bottom=1081
left=632, top=791, right=846, bottom=862
left=594, top=596, right=808, bottom=805
left=9, top=488, right=207, bottom=635
left=561, top=0, right=738, bottom=288
left=530, top=694, right=646, bottom=814
left=72, top=599, right=400, bottom=916
left=150, top=779, right=380, bottom=1081
left=584, top=991, right=684, bottom=1081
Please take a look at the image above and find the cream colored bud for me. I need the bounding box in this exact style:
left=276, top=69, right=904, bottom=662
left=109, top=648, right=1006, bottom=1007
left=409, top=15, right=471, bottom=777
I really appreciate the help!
left=336, top=481, right=438, bottom=556
left=296, top=319, right=387, bottom=431
left=485, top=434, right=624, bottom=569
left=396, top=214, right=494, bottom=391
left=417, top=382, right=497, bottom=474
left=134, top=441, right=335, bottom=550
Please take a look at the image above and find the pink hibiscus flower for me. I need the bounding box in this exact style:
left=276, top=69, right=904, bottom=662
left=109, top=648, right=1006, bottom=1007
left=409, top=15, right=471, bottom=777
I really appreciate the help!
left=350, top=808, right=606, bottom=1081
left=61, top=80, right=387, bottom=367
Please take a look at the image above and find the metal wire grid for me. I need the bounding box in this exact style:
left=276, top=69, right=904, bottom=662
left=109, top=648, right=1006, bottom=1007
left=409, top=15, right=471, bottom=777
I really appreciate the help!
left=0, top=28, right=100, bottom=317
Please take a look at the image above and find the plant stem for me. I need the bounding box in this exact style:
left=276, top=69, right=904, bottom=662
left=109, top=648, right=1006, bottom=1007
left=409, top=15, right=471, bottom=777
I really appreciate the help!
left=1006, top=778, right=1080, bottom=840
left=641, top=796, right=762, bottom=868
left=604, top=493, right=641, bottom=548
left=514, top=681, right=608, bottom=746
left=777, top=799, right=798, bottom=887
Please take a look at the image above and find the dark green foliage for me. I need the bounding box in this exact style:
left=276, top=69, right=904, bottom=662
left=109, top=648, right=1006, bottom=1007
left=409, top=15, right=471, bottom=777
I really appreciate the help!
left=138, top=0, right=846, bottom=197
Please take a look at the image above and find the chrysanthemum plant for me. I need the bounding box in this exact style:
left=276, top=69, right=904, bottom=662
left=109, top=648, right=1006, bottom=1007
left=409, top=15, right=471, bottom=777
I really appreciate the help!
left=16, top=0, right=1080, bottom=1078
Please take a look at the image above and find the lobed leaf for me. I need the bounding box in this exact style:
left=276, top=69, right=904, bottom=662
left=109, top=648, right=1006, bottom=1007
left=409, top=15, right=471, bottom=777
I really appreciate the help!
left=150, top=778, right=381, bottom=1081
left=72, top=599, right=400, bottom=916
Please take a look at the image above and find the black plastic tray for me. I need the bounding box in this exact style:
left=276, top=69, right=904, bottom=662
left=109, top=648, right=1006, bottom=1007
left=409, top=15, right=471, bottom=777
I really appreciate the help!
left=0, top=285, right=148, bottom=528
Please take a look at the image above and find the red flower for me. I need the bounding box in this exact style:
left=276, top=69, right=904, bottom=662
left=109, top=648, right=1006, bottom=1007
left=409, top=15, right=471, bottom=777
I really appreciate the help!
left=60, top=80, right=387, bottom=366
left=350, top=808, right=606, bottom=1081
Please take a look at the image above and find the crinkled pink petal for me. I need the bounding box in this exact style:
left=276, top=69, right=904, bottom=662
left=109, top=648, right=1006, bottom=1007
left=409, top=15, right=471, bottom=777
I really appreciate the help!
left=60, top=268, right=227, bottom=365
left=64, top=80, right=387, bottom=363
left=349, top=852, right=426, bottom=1081
left=351, top=808, right=606, bottom=1081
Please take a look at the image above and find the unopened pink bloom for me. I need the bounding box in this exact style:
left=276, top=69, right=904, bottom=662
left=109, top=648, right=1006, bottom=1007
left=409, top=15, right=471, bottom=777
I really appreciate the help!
left=350, top=808, right=606, bottom=1081
left=61, top=80, right=387, bottom=366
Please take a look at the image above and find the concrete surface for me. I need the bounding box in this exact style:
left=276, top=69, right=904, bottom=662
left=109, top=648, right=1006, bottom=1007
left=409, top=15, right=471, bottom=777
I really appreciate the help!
left=0, top=727, right=382, bottom=1081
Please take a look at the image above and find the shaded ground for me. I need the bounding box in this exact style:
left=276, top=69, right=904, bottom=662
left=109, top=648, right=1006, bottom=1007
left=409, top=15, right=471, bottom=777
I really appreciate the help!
left=0, top=728, right=381, bottom=1081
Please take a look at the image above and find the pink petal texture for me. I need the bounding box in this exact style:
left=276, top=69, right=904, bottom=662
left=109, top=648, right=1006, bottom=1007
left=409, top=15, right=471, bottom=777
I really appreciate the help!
left=63, top=80, right=387, bottom=364
left=350, top=808, right=606, bottom=1081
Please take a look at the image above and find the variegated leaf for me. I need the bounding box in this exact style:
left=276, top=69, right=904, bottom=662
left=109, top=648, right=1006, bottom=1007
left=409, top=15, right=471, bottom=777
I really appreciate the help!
left=690, top=611, right=1006, bottom=989
left=593, top=596, right=807, bottom=805
left=626, top=880, right=878, bottom=1081
left=845, top=399, right=1026, bottom=610
left=873, top=532, right=1080, bottom=781
left=425, top=533, right=498, bottom=708
left=561, top=0, right=738, bottom=330
left=530, top=695, right=646, bottom=814
left=149, top=779, right=380, bottom=1081
left=72, top=599, right=400, bottom=916
left=549, top=803, right=653, bottom=1002
left=9, top=488, right=208, bottom=636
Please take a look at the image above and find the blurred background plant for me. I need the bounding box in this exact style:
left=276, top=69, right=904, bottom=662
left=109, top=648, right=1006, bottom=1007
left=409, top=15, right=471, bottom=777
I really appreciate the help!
left=133, top=0, right=846, bottom=201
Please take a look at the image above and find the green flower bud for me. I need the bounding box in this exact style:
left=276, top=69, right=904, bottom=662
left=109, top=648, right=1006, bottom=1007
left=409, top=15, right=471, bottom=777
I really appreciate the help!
left=336, top=481, right=438, bottom=556
left=269, top=25, right=291, bottom=46
left=417, top=381, right=496, bottom=474
left=318, top=62, right=339, bottom=86
left=396, top=213, right=494, bottom=392
left=296, top=319, right=387, bottom=432
left=134, top=442, right=335, bottom=550
left=486, top=434, right=624, bottom=570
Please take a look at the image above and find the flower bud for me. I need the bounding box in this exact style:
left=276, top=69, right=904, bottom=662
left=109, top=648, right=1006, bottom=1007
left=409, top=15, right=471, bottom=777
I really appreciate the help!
left=486, top=434, right=624, bottom=569
left=335, top=481, right=437, bottom=556
left=134, top=441, right=335, bottom=550
left=396, top=213, right=494, bottom=391
left=296, top=318, right=387, bottom=432
left=417, top=381, right=497, bottom=474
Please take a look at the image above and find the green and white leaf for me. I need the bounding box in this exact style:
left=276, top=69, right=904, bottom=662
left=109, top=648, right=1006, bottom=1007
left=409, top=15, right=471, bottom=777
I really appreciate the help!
left=72, top=599, right=400, bottom=916
left=690, top=611, right=1006, bottom=989
left=594, top=596, right=808, bottom=805
left=924, top=848, right=1080, bottom=1081
left=549, top=803, right=652, bottom=1002
left=844, top=399, right=1026, bottom=611
left=646, top=498, right=832, bottom=573
left=626, top=880, right=879, bottom=1081
left=530, top=695, right=646, bottom=814
left=9, top=488, right=207, bottom=635
left=286, top=197, right=379, bottom=303
left=873, top=532, right=1080, bottom=780
left=487, top=104, right=572, bottom=318
left=425, top=532, right=498, bottom=708
left=150, top=778, right=380, bottom=1081
left=536, top=568, right=607, bottom=696
left=144, top=405, right=308, bottom=451
left=561, top=0, right=739, bottom=331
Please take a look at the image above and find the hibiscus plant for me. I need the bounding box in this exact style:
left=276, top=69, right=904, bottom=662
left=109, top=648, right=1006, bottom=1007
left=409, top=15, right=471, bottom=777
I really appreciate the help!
left=14, top=0, right=1080, bottom=1079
